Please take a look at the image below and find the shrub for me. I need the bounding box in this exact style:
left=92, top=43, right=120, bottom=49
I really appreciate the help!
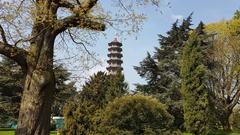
left=94, top=95, right=180, bottom=135
left=60, top=72, right=128, bottom=135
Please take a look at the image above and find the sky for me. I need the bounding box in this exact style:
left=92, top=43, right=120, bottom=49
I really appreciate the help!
left=0, top=0, right=239, bottom=90
left=88, top=0, right=240, bottom=90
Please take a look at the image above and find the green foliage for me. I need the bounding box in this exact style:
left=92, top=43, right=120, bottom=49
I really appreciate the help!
left=52, top=65, right=77, bottom=116
left=0, top=56, right=22, bottom=127
left=0, top=56, right=76, bottom=127
left=134, top=15, right=193, bottom=130
left=205, top=11, right=240, bottom=130
left=62, top=72, right=128, bottom=135
left=180, top=23, right=210, bottom=135
left=95, top=95, right=180, bottom=135
left=233, top=10, right=240, bottom=20
left=184, top=130, right=240, bottom=135
left=206, top=12, right=240, bottom=36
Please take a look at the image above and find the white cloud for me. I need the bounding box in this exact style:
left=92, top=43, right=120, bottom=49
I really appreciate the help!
left=88, top=58, right=108, bottom=75
left=71, top=58, right=108, bottom=91
left=171, top=14, right=184, bottom=20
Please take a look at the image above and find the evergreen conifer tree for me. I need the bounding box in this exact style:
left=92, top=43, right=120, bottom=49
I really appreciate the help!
left=180, top=22, right=210, bottom=135
left=62, top=72, right=128, bottom=134
left=0, top=56, right=22, bottom=127
left=134, top=15, right=193, bottom=129
left=51, top=65, right=77, bottom=116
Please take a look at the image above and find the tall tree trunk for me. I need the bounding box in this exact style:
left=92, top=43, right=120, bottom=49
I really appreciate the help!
left=222, top=120, right=231, bottom=132
left=221, top=111, right=232, bottom=132
left=16, top=30, right=56, bottom=135
left=16, top=71, right=55, bottom=135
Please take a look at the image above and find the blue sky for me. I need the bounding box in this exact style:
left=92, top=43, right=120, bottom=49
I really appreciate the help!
left=90, top=0, right=240, bottom=90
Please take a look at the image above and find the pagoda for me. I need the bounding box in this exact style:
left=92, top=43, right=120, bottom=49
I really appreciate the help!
left=107, top=38, right=123, bottom=74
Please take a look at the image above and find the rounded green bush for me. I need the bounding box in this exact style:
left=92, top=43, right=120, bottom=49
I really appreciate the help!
left=96, top=95, right=179, bottom=135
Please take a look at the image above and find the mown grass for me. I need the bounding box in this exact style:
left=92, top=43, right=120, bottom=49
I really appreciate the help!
left=183, top=130, right=240, bottom=135
left=1, top=128, right=240, bottom=135
left=0, top=129, right=57, bottom=135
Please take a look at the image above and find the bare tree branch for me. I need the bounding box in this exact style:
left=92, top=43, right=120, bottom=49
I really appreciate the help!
left=0, top=24, right=28, bottom=72
left=54, top=0, right=75, bottom=9
left=55, top=15, right=105, bottom=34
left=0, top=41, right=28, bottom=72
left=229, top=88, right=240, bottom=110
left=68, top=30, right=89, bottom=54
left=76, top=0, right=81, bottom=5
left=67, top=29, right=100, bottom=63
left=17, top=0, right=26, bottom=12
left=0, top=25, right=8, bottom=44
left=80, top=0, right=98, bottom=13
left=55, top=0, right=97, bottom=13
left=54, top=0, right=105, bottom=34
left=118, top=0, right=131, bottom=15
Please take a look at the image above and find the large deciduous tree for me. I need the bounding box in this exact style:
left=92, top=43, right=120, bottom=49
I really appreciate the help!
left=205, top=15, right=240, bottom=131
left=0, top=1, right=159, bottom=134
left=0, top=56, right=76, bottom=126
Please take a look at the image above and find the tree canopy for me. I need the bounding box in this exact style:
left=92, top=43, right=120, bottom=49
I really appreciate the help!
left=62, top=71, right=128, bottom=135
left=0, top=1, right=161, bottom=134
left=134, top=15, right=193, bottom=130
left=0, top=56, right=77, bottom=127
left=96, top=95, right=178, bottom=135
left=180, top=22, right=210, bottom=135
left=204, top=12, right=240, bottom=131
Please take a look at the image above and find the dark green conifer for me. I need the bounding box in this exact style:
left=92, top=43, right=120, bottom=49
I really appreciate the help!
left=0, top=56, right=22, bottom=127
left=51, top=64, right=77, bottom=116
left=134, top=15, right=193, bottom=129
left=62, top=72, right=128, bottom=135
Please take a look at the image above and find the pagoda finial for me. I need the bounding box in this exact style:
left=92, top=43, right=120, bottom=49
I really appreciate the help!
left=113, top=37, right=119, bottom=42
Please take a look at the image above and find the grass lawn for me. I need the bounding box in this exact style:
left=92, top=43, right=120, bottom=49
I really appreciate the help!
left=0, top=129, right=57, bottom=135
left=183, top=131, right=240, bottom=135
left=1, top=129, right=240, bottom=135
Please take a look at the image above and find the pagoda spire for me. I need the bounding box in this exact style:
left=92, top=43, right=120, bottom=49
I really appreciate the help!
left=107, top=38, right=123, bottom=74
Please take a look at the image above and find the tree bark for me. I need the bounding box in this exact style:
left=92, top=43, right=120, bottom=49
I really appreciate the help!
left=16, top=71, right=55, bottom=135
left=16, top=30, right=56, bottom=135
left=222, top=121, right=231, bottom=132
left=220, top=111, right=232, bottom=132
left=0, top=1, right=105, bottom=134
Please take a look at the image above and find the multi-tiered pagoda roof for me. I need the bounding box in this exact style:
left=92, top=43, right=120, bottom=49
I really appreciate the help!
left=107, top=38, right=123, bottom=74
